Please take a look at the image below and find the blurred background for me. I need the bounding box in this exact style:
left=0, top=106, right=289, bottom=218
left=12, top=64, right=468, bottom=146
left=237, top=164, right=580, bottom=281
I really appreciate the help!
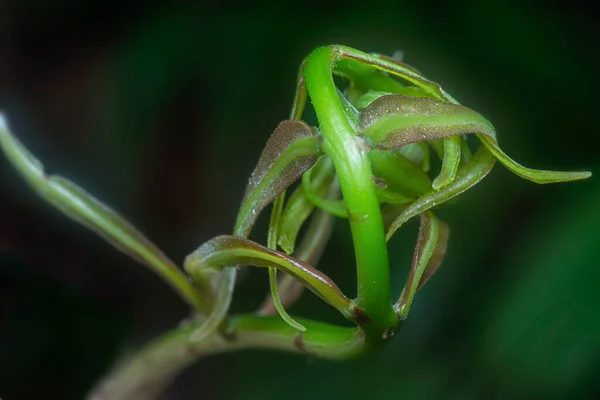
left=0, top=1, right=598, bottom=399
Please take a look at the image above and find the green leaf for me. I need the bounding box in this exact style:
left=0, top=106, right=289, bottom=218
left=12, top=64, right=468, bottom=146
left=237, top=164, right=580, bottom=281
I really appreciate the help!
left=267, top=192, right=306, bottom=331
left=333, top=58, right=407, bottom=95
left=263, top=185, right=338, bottom=315
left=188, top=269, right=236, bottom=341
left=234, top=120, right=320, bottom=237
left=334, top=45, right=456, bottom=102
left=358, top=94, right=493, bottom=190
left=278, top=156, right=336, bottom=254
left=268, top=267, right=306, bottom=332
left=0, top=112, right=211, bottom=313
left=386, top=146, right=496, bottom=240
left=184, top=235, right=353, bottom=318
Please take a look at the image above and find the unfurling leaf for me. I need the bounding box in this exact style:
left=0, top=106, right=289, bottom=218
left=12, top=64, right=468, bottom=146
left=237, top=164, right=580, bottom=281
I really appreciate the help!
left=0, top=113, right=211, bottom=313
left=184, top=235, right=353, bottom=318
left=234, top=120, right=320, bottom=237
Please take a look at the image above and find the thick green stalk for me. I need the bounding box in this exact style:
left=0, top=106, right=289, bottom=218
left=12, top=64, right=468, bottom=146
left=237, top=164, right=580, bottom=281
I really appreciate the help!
left=304, top=47, right=397, bottom=338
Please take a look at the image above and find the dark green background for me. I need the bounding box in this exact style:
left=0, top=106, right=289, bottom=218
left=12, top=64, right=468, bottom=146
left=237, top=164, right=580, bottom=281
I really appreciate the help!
left=1, top=1, right=598, bottom=399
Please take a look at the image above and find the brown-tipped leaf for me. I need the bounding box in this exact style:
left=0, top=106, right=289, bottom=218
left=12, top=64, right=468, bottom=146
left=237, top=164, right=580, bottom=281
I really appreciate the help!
left=359, top=94, right=496, bottom=150
left=234, top=120, right=319, bottom=237
left=185, top=235, right=353, bottom=317
left=417, top=218, right=449, bottom=291
left=397, top=212, right=441, bottom=319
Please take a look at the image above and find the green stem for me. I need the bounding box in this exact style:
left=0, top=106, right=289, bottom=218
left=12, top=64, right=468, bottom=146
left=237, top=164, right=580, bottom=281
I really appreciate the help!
left=304, top=47, right=397, bottom=338
left=89, top=315, right=365, bottom=400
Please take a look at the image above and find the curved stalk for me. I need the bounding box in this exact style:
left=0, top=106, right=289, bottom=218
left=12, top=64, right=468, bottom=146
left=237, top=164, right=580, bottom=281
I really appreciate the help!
left=304, top=46, right=398, bottom=339
left=88, top=315, right=365, bottom=400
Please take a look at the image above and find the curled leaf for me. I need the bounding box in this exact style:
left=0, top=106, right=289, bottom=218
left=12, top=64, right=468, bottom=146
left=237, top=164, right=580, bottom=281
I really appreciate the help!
left=358, top=94, right=496, bottom=150
left=184, top=235, right=353, bottom=318
left=234, top=120, right=320, bottom=237
left=396, top=212, right=442, bottom=319
left=0, top=113, right=211, bottom=313
left=386, top=145, right=496, bottom=240
left=358, top=94, right=492, bottom=190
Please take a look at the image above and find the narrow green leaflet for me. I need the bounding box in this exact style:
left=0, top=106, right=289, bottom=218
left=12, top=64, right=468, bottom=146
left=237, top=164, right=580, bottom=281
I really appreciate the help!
left=188, top=268, right=236, bottom=342
left=416, top=218, right=449, bottom=291
left=386, top=146, right=496, bottom=240
left=262, top=183, right=337, bottom=315
left=0, top=113, right=211, bottom=313
left=268, top=267, right=306, bottom=331
left=267, top=192, right=306, bottom=332
left=184, top=235, right=354, bottom=319
left=433, top=135, right=462, bottom=189
left=290, top=59, right=309, bottom=120
left=336, top=88, right=359, bottom=132
left=302, top=163, right=348, bottom=218
left=234, top=120, right=320, bottom=237
left=477, top=134, right=591, bottom=183
left=278, top=156, right=336, bottom=254
left=396, top=212, right=442, bottom=319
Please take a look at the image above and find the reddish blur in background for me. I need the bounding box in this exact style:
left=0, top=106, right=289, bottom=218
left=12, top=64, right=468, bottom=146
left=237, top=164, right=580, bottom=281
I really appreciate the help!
left=1, top=1, right=598, bottom=399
